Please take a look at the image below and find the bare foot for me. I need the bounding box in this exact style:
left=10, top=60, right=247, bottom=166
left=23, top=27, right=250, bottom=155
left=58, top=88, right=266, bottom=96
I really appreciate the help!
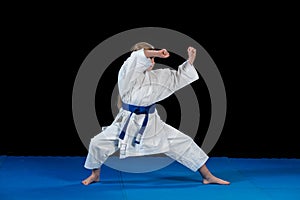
left=202, top=176, right=230, bottom=185
left=81, top=174, right=100, bottom=185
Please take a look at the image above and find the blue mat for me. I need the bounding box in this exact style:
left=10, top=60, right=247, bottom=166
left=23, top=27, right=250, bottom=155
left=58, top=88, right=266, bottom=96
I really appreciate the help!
left=0, top=156, right=299, bottom=200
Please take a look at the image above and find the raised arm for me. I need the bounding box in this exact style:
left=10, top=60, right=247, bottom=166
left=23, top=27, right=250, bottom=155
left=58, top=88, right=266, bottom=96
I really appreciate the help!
left=144, top=46, right=199, bottom=103
left=144, top=49, right=170, bottom=59
left=187, top=46, right=196, bottom=65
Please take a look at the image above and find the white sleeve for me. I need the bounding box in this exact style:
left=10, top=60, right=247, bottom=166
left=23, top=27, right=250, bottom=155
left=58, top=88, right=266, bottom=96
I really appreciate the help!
left=120, top=48, right=152, bottom=75
left=151, top=61, right=199, bottom=101
left=118, top=48, right=152, bottom=97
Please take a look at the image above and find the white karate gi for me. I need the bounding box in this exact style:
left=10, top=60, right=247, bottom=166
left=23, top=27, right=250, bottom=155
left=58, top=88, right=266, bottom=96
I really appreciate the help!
left=84, top=48, right=209, bottom=172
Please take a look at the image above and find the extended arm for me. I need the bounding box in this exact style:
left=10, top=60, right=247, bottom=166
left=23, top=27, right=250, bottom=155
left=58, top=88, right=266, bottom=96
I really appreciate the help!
left=149, top=47, right=199, bottom=102
left=144, top=49, right=170, bottom=58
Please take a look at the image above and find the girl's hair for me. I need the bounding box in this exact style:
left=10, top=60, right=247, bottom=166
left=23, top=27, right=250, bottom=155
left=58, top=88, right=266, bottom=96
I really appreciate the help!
left=130, top=42, right=154, bottom=51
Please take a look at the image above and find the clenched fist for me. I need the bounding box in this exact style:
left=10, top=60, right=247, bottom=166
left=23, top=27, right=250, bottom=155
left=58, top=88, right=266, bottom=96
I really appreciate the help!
left=187, top=47, right=196, bottom=65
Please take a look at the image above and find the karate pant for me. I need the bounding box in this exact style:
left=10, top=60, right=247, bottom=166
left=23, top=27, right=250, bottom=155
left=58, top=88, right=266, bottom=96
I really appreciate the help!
left=84, top=123, right=209, bottom=172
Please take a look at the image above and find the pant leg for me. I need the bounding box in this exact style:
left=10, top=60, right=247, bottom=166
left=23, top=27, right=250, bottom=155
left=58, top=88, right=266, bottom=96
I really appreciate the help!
left=84, top=124, right=120, bottom=169
left=163, top=124, right=209, bottom=172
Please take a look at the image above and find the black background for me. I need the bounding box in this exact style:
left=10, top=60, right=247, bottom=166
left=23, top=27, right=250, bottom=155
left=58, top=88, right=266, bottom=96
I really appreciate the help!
left=1, top=6, right=299, bottom=158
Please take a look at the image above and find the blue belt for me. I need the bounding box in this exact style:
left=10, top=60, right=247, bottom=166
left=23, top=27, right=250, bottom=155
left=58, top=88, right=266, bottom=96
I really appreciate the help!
left=119, top=102, right=156, bottom=144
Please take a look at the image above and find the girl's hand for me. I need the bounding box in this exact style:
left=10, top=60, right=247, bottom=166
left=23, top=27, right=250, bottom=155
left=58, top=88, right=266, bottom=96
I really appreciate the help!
left=157, top=49, right=170, bottom=58
left=187, top=47, right=196, bottom=65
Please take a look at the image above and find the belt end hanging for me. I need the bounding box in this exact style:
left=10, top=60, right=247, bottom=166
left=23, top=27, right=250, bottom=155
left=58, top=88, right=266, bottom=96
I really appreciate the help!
left=134, top=133, right=142, bottom=144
